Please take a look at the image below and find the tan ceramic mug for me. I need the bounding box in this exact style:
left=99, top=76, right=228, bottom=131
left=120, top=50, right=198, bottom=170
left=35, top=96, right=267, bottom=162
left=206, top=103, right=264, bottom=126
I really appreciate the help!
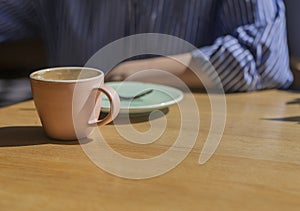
left=30, top=67, right=120, bottom=140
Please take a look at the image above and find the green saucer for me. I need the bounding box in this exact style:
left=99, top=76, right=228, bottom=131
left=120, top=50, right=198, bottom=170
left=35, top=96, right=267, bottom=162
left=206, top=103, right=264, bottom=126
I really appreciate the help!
left=102, top=81, right=184, bottom=114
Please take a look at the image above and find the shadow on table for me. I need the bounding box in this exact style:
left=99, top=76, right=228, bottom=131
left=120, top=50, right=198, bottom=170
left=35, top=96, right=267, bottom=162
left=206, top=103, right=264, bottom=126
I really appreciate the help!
left=263, top=97, right=300, bottom=124
left=263, top=116, right=300, bottom=124
left=101, top=108, right=169, bottom=125
left=286, top=98, right=300, bottom=105
left=0, top=126, right=86, bottom=147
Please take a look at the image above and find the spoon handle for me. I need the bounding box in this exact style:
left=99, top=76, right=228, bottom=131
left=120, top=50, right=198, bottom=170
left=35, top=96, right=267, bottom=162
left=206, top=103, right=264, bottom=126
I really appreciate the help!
left=119, top=89, right=153, bottom=100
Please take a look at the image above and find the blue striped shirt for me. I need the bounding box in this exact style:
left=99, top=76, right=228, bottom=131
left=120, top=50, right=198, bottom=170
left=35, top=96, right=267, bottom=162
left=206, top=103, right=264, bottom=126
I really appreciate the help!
left=0, top=0, right=293, bottom=92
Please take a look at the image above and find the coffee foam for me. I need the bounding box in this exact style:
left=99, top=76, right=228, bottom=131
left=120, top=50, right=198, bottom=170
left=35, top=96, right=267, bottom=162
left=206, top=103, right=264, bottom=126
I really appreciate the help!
left=32, top=69, right=100, bottom=81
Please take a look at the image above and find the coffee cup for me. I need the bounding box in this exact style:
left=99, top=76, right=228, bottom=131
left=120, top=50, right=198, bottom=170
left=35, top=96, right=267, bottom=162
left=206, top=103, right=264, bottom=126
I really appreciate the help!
left=30, top=67, right=120, bottom=140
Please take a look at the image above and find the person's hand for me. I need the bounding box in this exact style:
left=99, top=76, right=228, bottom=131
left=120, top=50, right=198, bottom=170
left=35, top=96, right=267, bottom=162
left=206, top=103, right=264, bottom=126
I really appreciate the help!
left=105, top=53, right=204, bottom=90
left=105, top=59, right=150, bottom=82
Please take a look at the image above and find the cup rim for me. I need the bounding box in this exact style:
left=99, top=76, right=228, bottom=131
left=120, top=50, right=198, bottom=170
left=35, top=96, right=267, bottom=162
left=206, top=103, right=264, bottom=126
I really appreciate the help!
left=29, top=66, right=103, bottom=83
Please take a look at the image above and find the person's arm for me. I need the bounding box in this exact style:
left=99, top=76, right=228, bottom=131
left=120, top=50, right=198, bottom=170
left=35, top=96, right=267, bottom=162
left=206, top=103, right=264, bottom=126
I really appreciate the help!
left=0, top=0, right=37, bottom=42
left=193, top=0, right=293, bottom=92
left=106, top=0, right=293, bottom=92
left=105, top=53, right=204, bottom=90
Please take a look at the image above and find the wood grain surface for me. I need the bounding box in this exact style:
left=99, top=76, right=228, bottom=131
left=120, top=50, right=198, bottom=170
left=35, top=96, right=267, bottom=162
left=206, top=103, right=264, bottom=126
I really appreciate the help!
left=0, top=90, right=300, bottom=211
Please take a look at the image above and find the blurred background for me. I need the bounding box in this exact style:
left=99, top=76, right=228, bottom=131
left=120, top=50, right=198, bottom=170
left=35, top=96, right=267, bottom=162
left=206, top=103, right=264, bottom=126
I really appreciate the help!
left=285, top=0, right=300, bottom=89
left=285, top=0, right=300, bottom=57
left=0, top=0, right=299, bottom=107
left=0, top=38, right=47, bottom=107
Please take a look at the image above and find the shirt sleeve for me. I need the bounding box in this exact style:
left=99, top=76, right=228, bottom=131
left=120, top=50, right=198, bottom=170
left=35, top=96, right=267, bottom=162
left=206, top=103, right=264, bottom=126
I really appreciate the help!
left=192, top=0, right=293, bottom=92
left=0, top=0, right=38, bottom=42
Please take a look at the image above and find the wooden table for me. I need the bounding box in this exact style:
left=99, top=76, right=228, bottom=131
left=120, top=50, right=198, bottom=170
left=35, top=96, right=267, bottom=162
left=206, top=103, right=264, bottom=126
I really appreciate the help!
left=0, top=90, right=300, bottom=210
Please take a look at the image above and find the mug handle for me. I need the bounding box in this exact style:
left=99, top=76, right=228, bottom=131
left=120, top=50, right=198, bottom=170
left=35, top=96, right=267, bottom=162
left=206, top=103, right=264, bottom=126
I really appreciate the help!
left=88, top=85, right=120, bottom=126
